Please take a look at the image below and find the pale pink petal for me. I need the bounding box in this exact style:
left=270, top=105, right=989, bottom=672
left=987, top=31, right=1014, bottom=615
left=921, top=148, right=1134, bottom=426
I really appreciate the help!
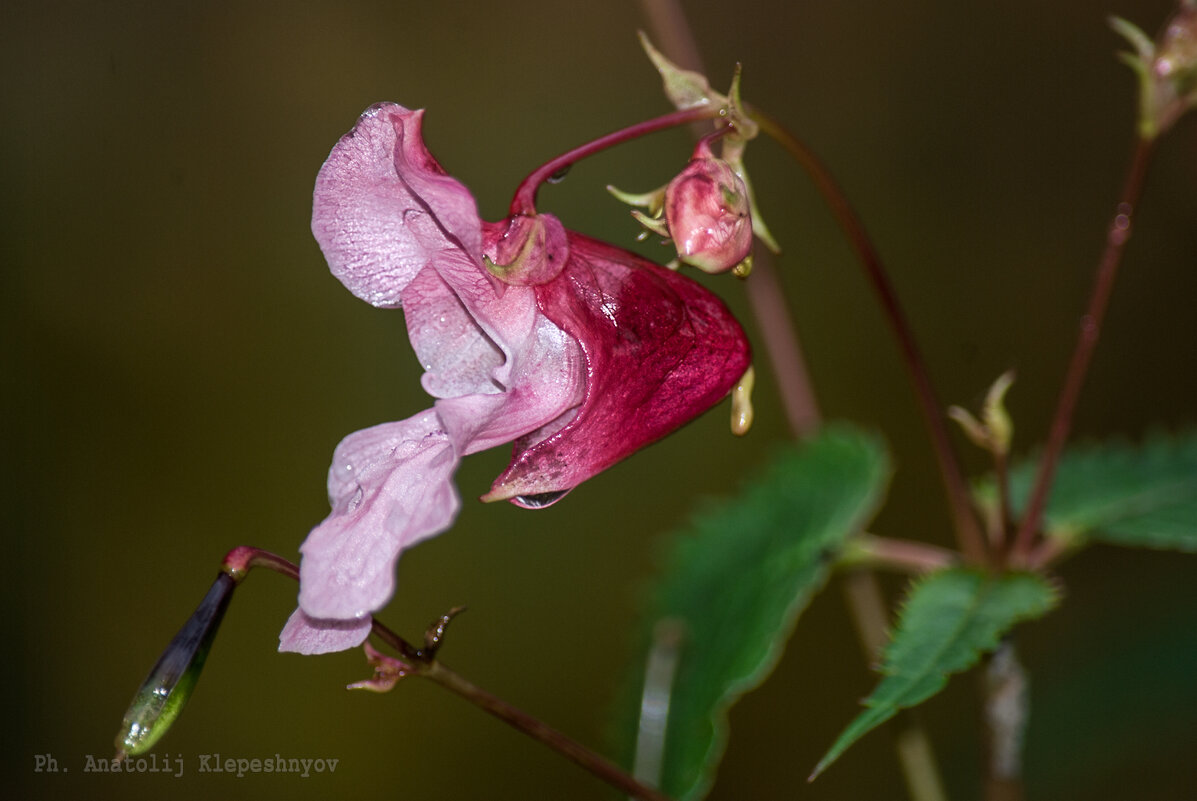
left=402, top=259, right=507, bottom=399
left=278, top=608, right=372, bottom=655
left=435, top=309, right=585, bottom=458
left=403, top=221, right=585, bottom=453
left=312, top=103, right=482, bottom=308
left=406, top=234, right=536, bottom=393
left=298, top=409, right=461, bottom=621
left=486, top=233, right=751, bottom=505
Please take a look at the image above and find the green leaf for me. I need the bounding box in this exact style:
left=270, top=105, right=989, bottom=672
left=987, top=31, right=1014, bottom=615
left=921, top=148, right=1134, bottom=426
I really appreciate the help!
left=1000, top=430, right=1197, bottom=551
left=812, top=569, right=1058, bottom=779
left=615, top=424, right=890, bottom=801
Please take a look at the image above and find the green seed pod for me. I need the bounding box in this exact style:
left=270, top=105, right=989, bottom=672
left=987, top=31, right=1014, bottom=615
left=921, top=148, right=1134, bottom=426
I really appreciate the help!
left=114, top=572, right=236, bottom=758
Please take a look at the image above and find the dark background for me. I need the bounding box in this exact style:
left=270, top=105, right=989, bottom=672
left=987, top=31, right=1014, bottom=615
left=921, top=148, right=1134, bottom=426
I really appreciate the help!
left=5, top=1, right=1196, bottom=799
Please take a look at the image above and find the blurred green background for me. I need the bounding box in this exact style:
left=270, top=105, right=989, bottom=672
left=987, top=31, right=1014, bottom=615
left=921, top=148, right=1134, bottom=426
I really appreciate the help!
left=5, top=1, right=1196, bottom=799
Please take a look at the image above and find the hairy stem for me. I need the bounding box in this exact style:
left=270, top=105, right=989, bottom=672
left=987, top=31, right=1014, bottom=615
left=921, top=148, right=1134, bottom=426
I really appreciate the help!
left=1010, top=136, right=1156, bottom=560
left=750, top=109, right=988, bottom=566
left=224, top=548, right=673, bottom=801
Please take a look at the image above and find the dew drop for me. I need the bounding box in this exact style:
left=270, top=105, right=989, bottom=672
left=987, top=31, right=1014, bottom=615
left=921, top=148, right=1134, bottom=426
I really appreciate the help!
left=513, top=490, right=570, bottom=509
left=347, top=485, right=365, bottom=513
left=546, top=165, right=571, bottom=184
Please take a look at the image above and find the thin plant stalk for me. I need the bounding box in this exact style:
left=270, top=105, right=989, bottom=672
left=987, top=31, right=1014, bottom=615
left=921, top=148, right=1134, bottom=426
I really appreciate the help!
left=841, top=534, right=960, bottom=575
left=636, top=6, right=952, bottom=801
left=1011, top=136, right=1156, bottom=561
left=992, top=448, right=1015, bottom=553
left=750, top=108, right=988, bottom=567
left=226, top=549, right=674, bottom=801
left=422, top=662, right=673, bottom=801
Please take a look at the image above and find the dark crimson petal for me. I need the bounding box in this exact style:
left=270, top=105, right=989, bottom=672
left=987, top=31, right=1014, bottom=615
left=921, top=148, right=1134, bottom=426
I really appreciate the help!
left=485, top=233, right=750, bottom=506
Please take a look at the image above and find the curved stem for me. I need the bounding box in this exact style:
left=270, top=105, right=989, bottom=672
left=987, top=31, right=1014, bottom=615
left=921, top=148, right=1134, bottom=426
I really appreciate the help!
left=1010, top=136, right=1156, bottom=561
left=750, top=109, right=988, bottom=566
left=635, top=12, right=956, bottom=801
left=224, top=547, right=673, bottom=801
left=510, top=106, right=721, bottom=215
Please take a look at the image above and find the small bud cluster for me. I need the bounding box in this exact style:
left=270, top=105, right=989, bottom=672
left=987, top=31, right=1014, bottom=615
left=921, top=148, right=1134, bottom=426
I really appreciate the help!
left=610, top=35, right=786, bottom=277
left=1112, top=2, right=1197, bottom=138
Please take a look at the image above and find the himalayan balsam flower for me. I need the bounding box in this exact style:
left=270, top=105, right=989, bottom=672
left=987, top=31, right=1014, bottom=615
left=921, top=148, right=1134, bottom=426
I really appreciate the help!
left=279, top=104, right=751, bottom=654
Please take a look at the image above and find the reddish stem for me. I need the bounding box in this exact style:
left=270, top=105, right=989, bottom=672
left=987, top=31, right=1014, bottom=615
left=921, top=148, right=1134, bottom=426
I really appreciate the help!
left=222, top=547, right=672, bottom=801
left=845, top=534, right=960, bottom=574
left=509, top=106, right=721, bottom=215
left=1010, top=136, right=1156, bottom=560
left=750, top=109, right=989, bottom=565
left=992, top=449, right=1014, bottom=553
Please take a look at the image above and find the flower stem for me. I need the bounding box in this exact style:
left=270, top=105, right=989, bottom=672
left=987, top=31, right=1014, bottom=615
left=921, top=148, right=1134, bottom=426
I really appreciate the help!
left=224, top=548, right=673, bottom=801
left=991, top=449, right=1014, bottom=554
left=509, top=106, right=722, bottom=216
left=1010, top=136, right=1156, bottom=561
left=422, top=661, right=673, bottom=801
left=750, top=108, right=989, bottom=566
left=634, top=9, right=952, bottom=799
left=222, top=545, right=299, bottom=582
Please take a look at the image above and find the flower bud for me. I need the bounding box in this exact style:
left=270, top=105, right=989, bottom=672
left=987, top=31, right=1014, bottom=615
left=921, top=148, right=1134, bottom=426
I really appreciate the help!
left=1112, top=4, right=1197, bottom=137
left=948, top=371, right=1015, bottom=457
left=347, top=642, right=412, bottom=693
left=1154, top=3, right=1197, bottom=127
left=114, top=573, right=236, bottom=758
left=663, top=141, right=753, bottom=274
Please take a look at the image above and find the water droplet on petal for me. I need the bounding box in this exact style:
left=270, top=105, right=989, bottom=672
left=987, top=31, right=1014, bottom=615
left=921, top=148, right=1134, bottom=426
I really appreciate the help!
left=513, top=490, right=570, bottom=509
left=347, top=485, right=365, bottom=513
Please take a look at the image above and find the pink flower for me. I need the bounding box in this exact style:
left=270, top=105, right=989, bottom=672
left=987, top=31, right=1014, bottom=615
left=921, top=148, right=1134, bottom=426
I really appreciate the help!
left=664, top=140, right=753, bottom=274
left=279, top=104, right=750, bottom=655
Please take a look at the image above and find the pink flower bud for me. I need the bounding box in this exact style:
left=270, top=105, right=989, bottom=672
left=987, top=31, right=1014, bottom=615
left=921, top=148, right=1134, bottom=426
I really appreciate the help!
left=1113, top=5, right=1197, bottom=137
left=664, top=142, right=753, bottom=274
left=1153, top=3, right=1197, bottom=129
